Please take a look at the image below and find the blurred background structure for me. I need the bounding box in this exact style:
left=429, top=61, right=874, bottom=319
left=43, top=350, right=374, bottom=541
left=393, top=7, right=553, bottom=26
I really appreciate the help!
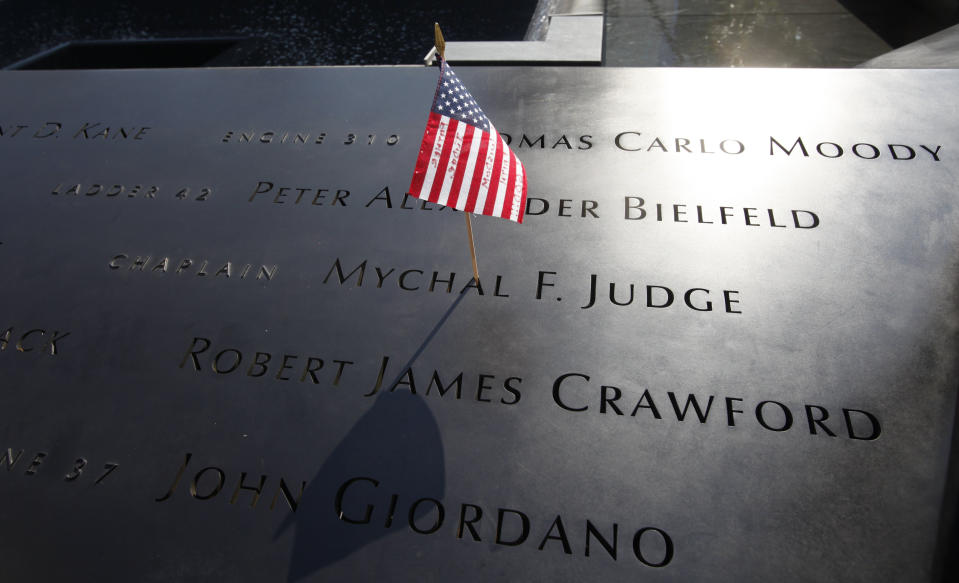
left=1, top=0, right=957, bottom=69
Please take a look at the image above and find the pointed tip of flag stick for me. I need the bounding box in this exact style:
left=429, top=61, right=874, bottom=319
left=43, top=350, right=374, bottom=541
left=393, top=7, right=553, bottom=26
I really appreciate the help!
left=434, top=23, right=446, bottom=60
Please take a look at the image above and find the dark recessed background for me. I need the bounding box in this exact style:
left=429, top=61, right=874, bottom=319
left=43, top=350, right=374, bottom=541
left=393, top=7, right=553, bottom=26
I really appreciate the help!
left=839, top=0, right=958, bottom=47
left=0, top=0, right=536, bottom=68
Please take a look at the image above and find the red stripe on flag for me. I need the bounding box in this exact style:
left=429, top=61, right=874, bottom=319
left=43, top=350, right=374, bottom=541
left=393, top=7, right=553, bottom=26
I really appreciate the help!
left=475, top=132, right=499, bottom=213
left=500, top=154, right=517, bottom=220
left=428, top=118, right=458, bottom=203
left=445, top=124, right=475, bottom=210
left=483, top=142, right=505, bottom=216
left=463, top=131, right=490, bottom=214
left=409, top=112, right=441, bottom=196
left=516, top=169, right=528, bottom=224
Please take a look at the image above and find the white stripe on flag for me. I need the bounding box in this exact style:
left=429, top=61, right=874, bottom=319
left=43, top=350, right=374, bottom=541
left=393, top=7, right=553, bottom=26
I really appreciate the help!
left=491, top=135, right=512, bottom=217
left=473, top=127, right=500, bottom=213
left=436, top=120, right=467, bottom=207
left=510, top=160, right=525, bottom=221
left=454, top=128, right=482, bottom=211
left=418, top=116, right=450, bottom=201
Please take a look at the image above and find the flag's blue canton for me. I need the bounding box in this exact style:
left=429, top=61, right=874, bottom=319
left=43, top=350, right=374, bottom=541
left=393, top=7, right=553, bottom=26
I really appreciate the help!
left=431, top=62, right=490, bottom=131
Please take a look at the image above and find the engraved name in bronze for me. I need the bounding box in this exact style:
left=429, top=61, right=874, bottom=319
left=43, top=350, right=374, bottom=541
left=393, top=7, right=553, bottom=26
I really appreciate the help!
left=335, top=475, right=674, bottom=567
left=221, top=130, right=398, bottom=147
left=3, top=447, right=118, bottom=484
left=109, top=254, right=277, bottom=281
left=155, top=453, right=305, bottom=514
left=52, top=182, right=212, bottom=201
left=0, top=326, right=70, bottom=355
left=0, top=122, right=150, bottom=141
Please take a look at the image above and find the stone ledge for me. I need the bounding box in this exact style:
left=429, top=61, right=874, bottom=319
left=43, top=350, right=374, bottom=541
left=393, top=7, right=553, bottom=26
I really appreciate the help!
left=443, top=14, right=604, bottom=65
left=860, top=22, right=959, bottom=67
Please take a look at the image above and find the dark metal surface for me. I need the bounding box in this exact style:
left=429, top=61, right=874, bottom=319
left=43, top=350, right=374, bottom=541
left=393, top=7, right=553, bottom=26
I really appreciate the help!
left=0, top=66, right=958, bottom=582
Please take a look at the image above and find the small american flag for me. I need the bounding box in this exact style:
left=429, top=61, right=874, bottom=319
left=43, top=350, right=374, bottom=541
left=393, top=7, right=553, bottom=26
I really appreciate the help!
left=409, top=58, right=528, bottom=223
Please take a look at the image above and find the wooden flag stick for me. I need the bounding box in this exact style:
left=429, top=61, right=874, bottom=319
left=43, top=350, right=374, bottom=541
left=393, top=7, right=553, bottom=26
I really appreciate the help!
left=435, top=22, right=481, bottom=284
left=464, top=212, right=480, bottom=283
